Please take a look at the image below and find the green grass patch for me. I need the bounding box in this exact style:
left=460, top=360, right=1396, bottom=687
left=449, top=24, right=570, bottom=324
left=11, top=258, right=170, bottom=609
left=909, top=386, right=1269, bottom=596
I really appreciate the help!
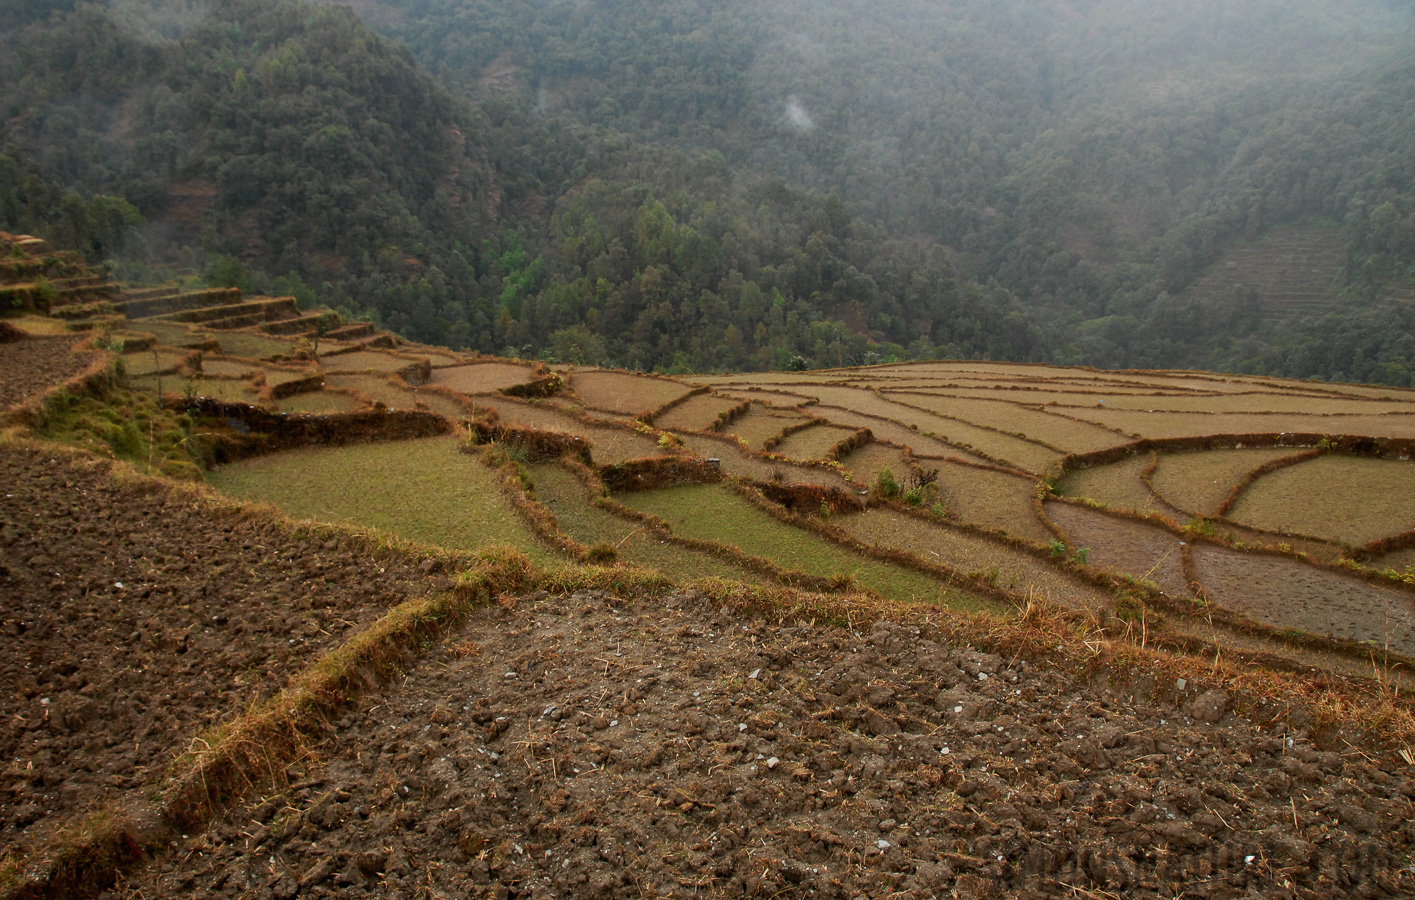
left=620, top=483, right=996, bottom=611
left=1057, top=454, right=1163, bottom=513
left=207, top=436, right=557, bottom=564
left=32, top=387, right=210, bottom=479
left=838, top=508, right=1112, bottom=611
left=276, top=390, right=363, bottom=415
left=527, top=463, right=758, bottom=582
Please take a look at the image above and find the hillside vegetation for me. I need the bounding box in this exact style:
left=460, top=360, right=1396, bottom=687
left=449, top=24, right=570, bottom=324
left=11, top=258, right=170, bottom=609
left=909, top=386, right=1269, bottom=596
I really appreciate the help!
left=4, top=0, right=1415, bottom=381
left=0, top=0, right=1040, bottom=374
left=344, top=0, right=1415, bottom=379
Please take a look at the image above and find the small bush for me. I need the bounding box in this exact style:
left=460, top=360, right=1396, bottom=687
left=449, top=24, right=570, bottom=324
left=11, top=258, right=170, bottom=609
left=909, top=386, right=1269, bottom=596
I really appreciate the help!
left=111, top=420, right=144, bottom=458
left=1184, top=517, right=1218, bottom=538
left=874, top=468, right=901, bottom=499
left=585, top=542, right=618, bottom=564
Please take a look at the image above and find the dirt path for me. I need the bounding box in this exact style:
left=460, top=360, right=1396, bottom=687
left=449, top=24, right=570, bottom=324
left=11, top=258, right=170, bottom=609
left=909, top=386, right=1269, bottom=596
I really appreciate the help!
left=120, top=590, right=1414, bottom=899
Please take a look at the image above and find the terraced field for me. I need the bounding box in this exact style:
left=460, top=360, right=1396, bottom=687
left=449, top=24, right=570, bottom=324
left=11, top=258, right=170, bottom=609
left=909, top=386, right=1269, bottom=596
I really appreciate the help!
left=1149, top=446, right=1302, bottom=515
left=681, top=362, right=1415, bottom=671
left=428, top=361, right=543, bottom=394
left=620, top=484, right=1000, bottom=613
left=60, top=304, right=1415, bottom=685
left=158, top=330, right=1415, bottom=676
left=207, top=436, right=557, bottom=565
left=12, top=234, right=1415, bottom=900
left=1226, top=455, right=1415, bottom=547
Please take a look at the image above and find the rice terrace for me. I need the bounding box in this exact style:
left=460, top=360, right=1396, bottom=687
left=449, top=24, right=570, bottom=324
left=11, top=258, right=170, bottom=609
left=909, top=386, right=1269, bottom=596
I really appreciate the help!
left=4, top=231, right=1415, bottom=898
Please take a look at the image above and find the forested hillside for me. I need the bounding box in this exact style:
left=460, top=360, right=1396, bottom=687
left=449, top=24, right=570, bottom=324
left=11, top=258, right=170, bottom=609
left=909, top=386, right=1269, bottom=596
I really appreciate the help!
left=1, top=0, right=1041, bottom=370
left=3, top=0, right=1414, bottom=379
left=343, top=0, right=1415, bottom=381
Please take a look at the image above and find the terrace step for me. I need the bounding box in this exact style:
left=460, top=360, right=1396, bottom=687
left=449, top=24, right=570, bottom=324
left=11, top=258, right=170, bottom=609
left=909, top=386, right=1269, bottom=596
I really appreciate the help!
left=260, top=310, right=338, bottom=335
left=0, top=281, right=120, bottom=314
left=201, top=312, right=274, bottom=330
left=47, top=273, right=109, bottom=290
left=0, top=258, right=49, bottom=279
left=1180, top=226, right=1346, bottom=323
left=50, top=298, right=119, bottom=320
left=11, top=236, right=52, bottom=255
left=118, top=284, right=184, bottom=303
left=152, top=296, right=299, bottom=327
left=118, top=287, right=243, bottom=319
left=326, top=322, right=377, bottom=341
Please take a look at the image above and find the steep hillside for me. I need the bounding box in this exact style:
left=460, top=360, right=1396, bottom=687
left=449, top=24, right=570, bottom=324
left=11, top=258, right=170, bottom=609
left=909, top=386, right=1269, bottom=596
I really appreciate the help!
left=339, top=0, right=1415, bottom=334
left=1, top=0, right=1040, bottom=371
left=5, top=0, right=1415, bottom=381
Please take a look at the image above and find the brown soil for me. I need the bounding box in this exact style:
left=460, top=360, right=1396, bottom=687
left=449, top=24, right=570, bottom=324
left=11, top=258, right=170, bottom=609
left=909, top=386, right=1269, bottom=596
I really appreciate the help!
left=0, top=444, right=445, bottom=852
left=1043, top=501, right=1194, bottom=600
left=568, top=371, right=694, bottom=416
left=653, top=393, right=744, bottom=432
left=0, top=336, right=98, bottom=412
left=837, top=441, right=913, bottom=485
left=120, top=589, right=1415, bottom=899
left=931, top=462, right=1054, bottom=544
left=428, top=363, right=542, bottom=395
left=1058, top=454, right=1167, bottom=514
left=1190, top=544, right=1415, bottom=657
left=1148, top=447, right=1300, bottom=517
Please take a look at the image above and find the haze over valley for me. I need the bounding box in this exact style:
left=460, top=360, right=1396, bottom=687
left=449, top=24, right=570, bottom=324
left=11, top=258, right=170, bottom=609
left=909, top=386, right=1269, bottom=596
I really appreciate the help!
left=3, top=0, right=1413, bottom=381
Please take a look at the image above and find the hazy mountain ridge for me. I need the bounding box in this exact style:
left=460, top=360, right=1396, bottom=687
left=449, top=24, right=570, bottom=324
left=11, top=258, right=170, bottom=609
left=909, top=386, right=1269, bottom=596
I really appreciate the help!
left=2, top=0, right=1414, bottom=380
left=339, top=0, right=1415, bottom=378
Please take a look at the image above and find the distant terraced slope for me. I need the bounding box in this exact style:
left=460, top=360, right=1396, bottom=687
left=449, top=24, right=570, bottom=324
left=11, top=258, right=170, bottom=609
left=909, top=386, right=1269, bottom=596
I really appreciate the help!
left=1176, top=224, right=1345, bottom=322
